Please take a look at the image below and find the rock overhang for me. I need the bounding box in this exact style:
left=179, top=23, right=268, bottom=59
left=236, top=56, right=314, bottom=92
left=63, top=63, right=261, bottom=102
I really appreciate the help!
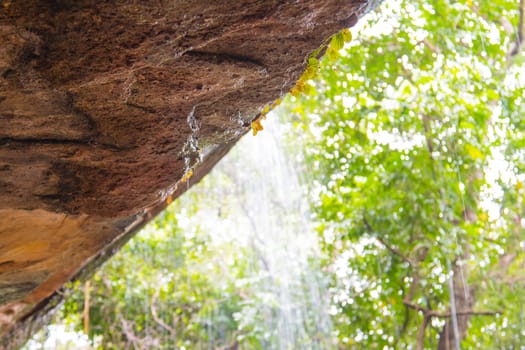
left=0, top=1, right=373, bottom=347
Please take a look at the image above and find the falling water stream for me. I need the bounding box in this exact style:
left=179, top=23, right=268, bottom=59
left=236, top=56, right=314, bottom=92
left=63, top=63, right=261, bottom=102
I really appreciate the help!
left=175, top=113, right=334, bottom=349
left=232, top=115, right=333, bottom=349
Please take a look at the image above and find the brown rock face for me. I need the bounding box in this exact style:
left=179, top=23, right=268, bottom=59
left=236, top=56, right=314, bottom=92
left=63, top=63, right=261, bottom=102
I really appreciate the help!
left=0, top=0, right=368, bottom=347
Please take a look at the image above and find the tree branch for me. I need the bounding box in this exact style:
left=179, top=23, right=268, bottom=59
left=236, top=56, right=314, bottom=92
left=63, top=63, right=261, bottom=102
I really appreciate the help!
left=421, top=38, right=440, bottom=53
left=403, top=299, right=501, bottom=318
left=416, top=314, right=430, bottom=350
left=397, top=269, right=420, bottom=343
left=150, top=289, right=177, bottom=336
left=120, top=318, right=141, bottom=350
left=83, top=281, right=90, bottom=336
left=376, top=236, right=413, bottom=265
left=509, top=0, right=524, bottom=57
left=421, top=114, right=435, bottom=162
left=363, top=216, right=413, bottom=265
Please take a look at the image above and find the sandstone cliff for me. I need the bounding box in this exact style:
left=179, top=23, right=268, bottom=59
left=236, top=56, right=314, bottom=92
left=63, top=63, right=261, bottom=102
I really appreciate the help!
left=0, top=1, right=370, bottom=347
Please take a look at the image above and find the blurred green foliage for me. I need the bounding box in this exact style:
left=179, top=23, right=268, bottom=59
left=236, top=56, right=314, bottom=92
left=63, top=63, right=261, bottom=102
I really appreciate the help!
left=286, top=0, right=525, bottom=348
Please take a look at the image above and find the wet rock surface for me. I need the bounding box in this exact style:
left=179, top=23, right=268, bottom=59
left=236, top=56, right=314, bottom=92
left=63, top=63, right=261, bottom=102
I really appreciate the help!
left=0, top=0, right=368, bottom=347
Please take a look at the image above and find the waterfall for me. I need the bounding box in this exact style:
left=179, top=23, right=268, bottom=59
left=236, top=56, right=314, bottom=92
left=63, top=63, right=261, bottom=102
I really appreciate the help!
left=176, top=112, right=334, bottom=349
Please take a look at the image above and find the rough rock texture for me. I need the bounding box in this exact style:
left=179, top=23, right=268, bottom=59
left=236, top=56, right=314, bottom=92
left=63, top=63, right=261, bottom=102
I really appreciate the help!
left=0, top=0, right=368, bottom=347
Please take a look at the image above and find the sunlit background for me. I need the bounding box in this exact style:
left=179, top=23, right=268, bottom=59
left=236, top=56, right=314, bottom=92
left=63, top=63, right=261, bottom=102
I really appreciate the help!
left=25, top=0, right=525, bottom=348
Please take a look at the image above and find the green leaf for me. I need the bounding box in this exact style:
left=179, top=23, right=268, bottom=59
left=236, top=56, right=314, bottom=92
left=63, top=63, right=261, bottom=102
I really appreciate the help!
left=330, top=33, right=345, bottom=51
left=341, top=28, right=352, bottom=42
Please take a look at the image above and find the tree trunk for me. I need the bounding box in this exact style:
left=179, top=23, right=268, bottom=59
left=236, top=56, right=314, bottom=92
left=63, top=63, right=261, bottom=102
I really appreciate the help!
left=437, top=261, right=475, bottom=350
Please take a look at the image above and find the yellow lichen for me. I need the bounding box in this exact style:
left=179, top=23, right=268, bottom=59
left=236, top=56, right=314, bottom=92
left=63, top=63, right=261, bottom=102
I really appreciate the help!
left=180, top=168, right=193, bottom=183
left=251, top=118, right=265, bottom=136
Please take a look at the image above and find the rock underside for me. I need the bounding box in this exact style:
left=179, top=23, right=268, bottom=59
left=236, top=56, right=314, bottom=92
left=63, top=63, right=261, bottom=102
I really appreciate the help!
left=0, top=0, right=369, bottom=348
